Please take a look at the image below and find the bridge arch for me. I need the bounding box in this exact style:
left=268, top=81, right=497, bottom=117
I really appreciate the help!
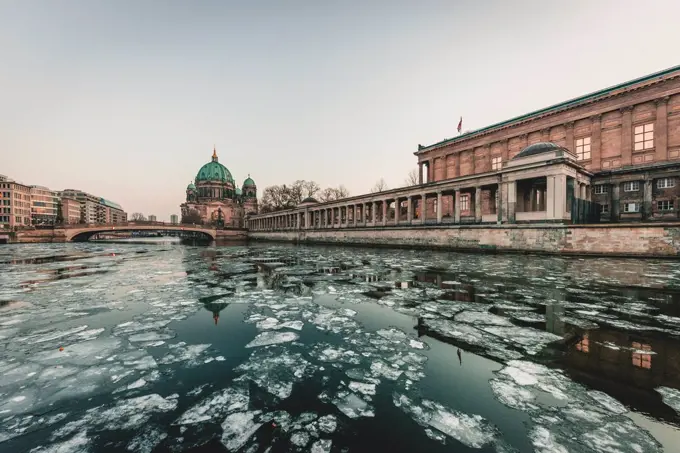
left=66, top=225, right=217, bottom=242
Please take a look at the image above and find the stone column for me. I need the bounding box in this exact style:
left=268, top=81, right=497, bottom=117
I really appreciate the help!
left=421, top=194, right=427, bottom=222
left=643, top=178, right=653, bottom=220
left=352, top=206, right=357, bottom=227
left=656, top=97, right=669, bottom=162
left=454, top=190, right=461, bottom=223
left=591, top=115, right=602, bottom=171
left=620, top=106, right=633, bottom=167
left=436, top=192, right=443, bottom=224
left=507, top=181, right=517, bottom=223
left=407, top=197, right=413, bottom=223
left=611, top=183, right=620, bottom=222
left=546, top=176, right=555, bottom=219
left=418, top=163, right=423, bottom=185
left=565, top=123, right=574, bottom=154
left=475, top=187, right=482, bottom=223
left=496, top=182, right=502, bottom=223
left=552, top=175, right=566, bottom=220
left=382, top=200, right=388, bottom=226
left=372, top=202, right=378, bottom=225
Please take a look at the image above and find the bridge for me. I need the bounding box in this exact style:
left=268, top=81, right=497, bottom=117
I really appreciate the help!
left=63, top=222, right=219, bottom=241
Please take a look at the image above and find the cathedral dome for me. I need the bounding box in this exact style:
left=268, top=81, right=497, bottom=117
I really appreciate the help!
left=243, top=176, right=256, bottom=187
left=187, top=182, right=196, bottom=190
left=235, top=188, right=242, bottom=196
left=195, top=148, right=234, bottom=183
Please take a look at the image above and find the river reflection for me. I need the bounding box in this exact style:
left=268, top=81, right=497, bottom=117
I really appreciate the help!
left=1, top=243, right=679, bottom=452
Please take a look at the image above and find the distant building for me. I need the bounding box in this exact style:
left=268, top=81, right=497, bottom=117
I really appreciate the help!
left=181, top=147, right=258, bottom=227
left=148, top=215, right=157, bottom=222
left=0, top=175, right=32, bottom=228
left=170, top=214, right=179, bottom=224
left=60, top=197, right=81, bottom=224
left=30, top=185, right=59, bottom=225
left=61, top=189, right=127, bottom=224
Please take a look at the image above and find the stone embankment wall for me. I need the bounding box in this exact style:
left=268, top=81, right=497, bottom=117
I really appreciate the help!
left=13, top=229, right=67, bottom=243
left=248, top=224, right=680, bottom=257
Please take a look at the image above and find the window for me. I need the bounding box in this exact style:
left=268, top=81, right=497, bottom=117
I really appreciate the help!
left=657, top=200, right=674, bottom=211
left=632, top=342, right=652, bottom=369
left=657, top=178, right=675, bottom=189
left=623, top=181, right=640, bottom=192
left=600, top=204, right=609, bottom=213
left=575, top=137, right=591, bottom=161
left=576, top=334, right=589, bottom=353
left=634, top=123, right=654, bottom=151
left=623, top=203, right=639, bottom=213
left=491, top=156, right=502, bottom=171
left=460, top=194, right=470, bottom=211
left=594, top=185, right=608, bottom=195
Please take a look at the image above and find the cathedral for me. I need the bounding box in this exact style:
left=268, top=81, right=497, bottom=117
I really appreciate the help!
left=180, top=147, right=258, bottom=227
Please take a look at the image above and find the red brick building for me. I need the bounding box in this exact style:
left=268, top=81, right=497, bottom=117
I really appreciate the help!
left=416, top=65, right=680, bottom=222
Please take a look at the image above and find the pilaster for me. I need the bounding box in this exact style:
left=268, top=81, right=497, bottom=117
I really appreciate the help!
left=565, top=123, right=574, bottom=154
left=474, top=187, right=482, bottom=223
left=436, top=192, right=442, bottom=224
left=620, top=106, right=633, bottom=167
left=454, top=190, right=461, bottom=223
left=590, top=114, right=602, bottom=171
left=655, top=97, right=669, bottom=162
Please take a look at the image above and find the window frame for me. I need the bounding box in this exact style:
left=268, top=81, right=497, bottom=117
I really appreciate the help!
left=459, top=194, right=470, bottom=211
left=623, top=202, right=640, bottom=213
left=491, top=156, right=502, bottom=171
left=633, top=122, right=654, bottom=151
left=594, top=185, right=608, bottom=195
left=599, top=204, right=609, bottom=214
left=575, top=136, right=592, bottom=161
left=623, top=181, right=640, bottom=192
left=656, top=178, right=675, bottom=189
left=657, top=200, right=674, bottom=211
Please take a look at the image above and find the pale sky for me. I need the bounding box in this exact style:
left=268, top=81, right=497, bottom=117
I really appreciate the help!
left=2, top=0, right=679, bottom=220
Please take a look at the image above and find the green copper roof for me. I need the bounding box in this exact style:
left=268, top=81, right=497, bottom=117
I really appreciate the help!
left=243, top=176, right=256, bottom=187
left=187, top=182, right=196, bottom=190
left=418, top=64, right=680, bottom=153
left=196, top=161, right=233, bottom=183
left=235, top=187, right=242, bottom=195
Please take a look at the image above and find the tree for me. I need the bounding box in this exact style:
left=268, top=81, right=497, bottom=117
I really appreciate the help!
left=181, top=209, right=203, bottom=225
left=317, top=186, right=350, bottom=202
left=405, top=169, right=419, bottom=186
left=370, top=178, right=388, bottom=193
left=130, top=212, right=146, bottom=221
left=301, top=180, right=320, bottom=199
left=259, top=180, right=343, bottom=212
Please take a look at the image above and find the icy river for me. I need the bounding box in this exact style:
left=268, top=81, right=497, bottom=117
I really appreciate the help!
left=1, top=242, right=680, bottom=453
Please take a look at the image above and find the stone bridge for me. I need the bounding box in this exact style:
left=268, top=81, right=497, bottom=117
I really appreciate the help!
left=63, top=223, right=218, bottom=241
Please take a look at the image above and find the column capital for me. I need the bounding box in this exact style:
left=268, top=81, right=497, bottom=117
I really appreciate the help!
left=565, top=121, right=575, bottom=129
left=540, top=127, right=551, bottom=135
left=591, top=114, right=602, bottom=122
left=654, top=96, right=670, bottom=106
left=519, top=133, right=528, bottom=140
left=499, top=138, right=509, bottom=144
left=483, top=144, right=491, bottom=149
left=619, top=105, right=634, bottom=114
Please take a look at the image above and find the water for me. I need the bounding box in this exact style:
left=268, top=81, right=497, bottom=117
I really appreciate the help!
left=1, top=242, right=679, bottom=453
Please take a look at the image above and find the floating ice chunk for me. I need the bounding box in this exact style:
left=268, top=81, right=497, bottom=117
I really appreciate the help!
left=290, top=431, right=310, bottom=447
left=317, top=415, right=337, bottom=434
left=220, top=411, right=262, bottom=451
left=30, top=430, right=89, bottom=453
left=581, top=420, right=662, bottom=453
left=126, top=426, right=167, bottom=453
left=127, top=378, right=147, bottom=390
left=409, top=339, right=427, bottom=350
left=529, top=426, right=569, bottom=453
left=236, top=348, right=313, bottom=399
left=310, top=439, right=332, bottom=453
left=129, top=331, right=176, bottom=343
left=256, top=317, right=280, bottom=330
left=395, top=393, right=497, bottom=448
left=175, top=386, right=249, bottom=425
left=587, top=390, right=627, bottom=414
left=332, top=391, right=374, bottom=418
left=455, top=311, right=514, bottom=326
left=245, top=331, right=298, bottom=348
left=498, top=366, right=538, bottom=386
left=489, top=378, right=538, bottom=412
left=656, top=386, right=680, bottom=414
left=370, top=360, right=403, bottom=381
left=376, top=328, right=408, bottom=342
left=345, top=369, right=380, bottom=385
left=255, top=317, right=304, bottom=331
left=349, top=381, right=376, bottom=396
left=29, top=338, right=122, bottom=366
left=159, top=344, right=211, bottom=366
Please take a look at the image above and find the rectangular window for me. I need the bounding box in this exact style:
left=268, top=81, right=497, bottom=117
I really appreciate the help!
left=634, top=123, right=654, bottom=151
left=575, top=136, right=591, bottom=161
left=460, top=194, right=470, bottom=211
left=657, top=200, right=674, bottom=211
left=623, top=203, right=639, bottom=213
left=491, top=156, right=502, bottom=171
left=594, top=185, right=608, bottom=195
left=632, top=342, right=652, bottom=369
left=623, top=181, right=640, bottom=192
left=656, top=178, right=675, bottom=189
left=600, top=204, right=609, bottom=213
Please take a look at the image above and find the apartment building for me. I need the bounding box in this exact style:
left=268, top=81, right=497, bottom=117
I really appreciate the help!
left=30, top=185, right=59, bottom=225
left=0, top=175, right=32, bottom=228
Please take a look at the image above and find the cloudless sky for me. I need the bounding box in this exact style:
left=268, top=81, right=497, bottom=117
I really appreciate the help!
left=2, top=0, right=679, bottom=220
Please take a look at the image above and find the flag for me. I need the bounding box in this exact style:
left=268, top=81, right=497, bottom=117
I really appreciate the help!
left=457, top=117, right=462, bottom=133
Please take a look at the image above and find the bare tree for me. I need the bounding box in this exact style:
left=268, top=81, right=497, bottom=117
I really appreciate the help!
left=301, top=180, right=320, bottom=199
left=405, top=169, right=419, bottom=186
left=130, top=212, right=146, bottom=221
left=318, top=186, right=350, bottom=202
left=370, top=178, right=388, bottom=193
left=181, top=209, right=203, bottom=225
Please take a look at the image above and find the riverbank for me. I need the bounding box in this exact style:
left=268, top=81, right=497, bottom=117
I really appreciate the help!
left=247, top=223, right=680, bottom=258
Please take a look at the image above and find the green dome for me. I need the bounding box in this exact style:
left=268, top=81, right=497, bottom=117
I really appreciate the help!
left=196, top=161, right=233, bottom=183
left=243, top=176, right=256, bottom=187
left=235, top=188, right=242, bottom=196
left=187, top=182, right=196, bottom=190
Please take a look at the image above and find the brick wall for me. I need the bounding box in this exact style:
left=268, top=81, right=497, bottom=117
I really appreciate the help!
left=248, top=224, right=680, bottom=257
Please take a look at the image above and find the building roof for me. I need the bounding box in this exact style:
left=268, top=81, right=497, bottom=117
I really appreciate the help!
left=187, top=182, right=196, bottom=190
left=243, top=175, right=256, bottom=187
left=99, top=198, right=123, bottom=210
left=235, top=187, right=242, bottom=195
left=196, top=149, right=234, bottom=183
left=299, top=197, right=319, bottom=205
left=513, top=142, right=566, bottom=160
left=417, top=64, right=680, bottom=153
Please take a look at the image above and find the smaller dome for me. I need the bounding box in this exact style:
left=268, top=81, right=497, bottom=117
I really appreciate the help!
left=187, top=182, right=196, bottom=190
left=243, top=176, right=256, bottom=187
left=514, top=142, right=565, bottom=160
left=235, top=188, right=242, bottom=196
left=299, top=197, right=319, bottom=205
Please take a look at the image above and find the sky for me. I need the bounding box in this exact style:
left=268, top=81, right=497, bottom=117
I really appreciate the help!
left=1, top=0, right=679, bottom=221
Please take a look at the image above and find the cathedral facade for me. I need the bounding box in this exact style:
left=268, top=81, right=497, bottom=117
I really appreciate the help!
left=180, top=148, right=258, bottom=228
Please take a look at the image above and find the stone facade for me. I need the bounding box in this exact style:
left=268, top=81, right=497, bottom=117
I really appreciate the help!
left=0, top=175, right=32, bottom=229
left=248, top=224, right=680, bottom=257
